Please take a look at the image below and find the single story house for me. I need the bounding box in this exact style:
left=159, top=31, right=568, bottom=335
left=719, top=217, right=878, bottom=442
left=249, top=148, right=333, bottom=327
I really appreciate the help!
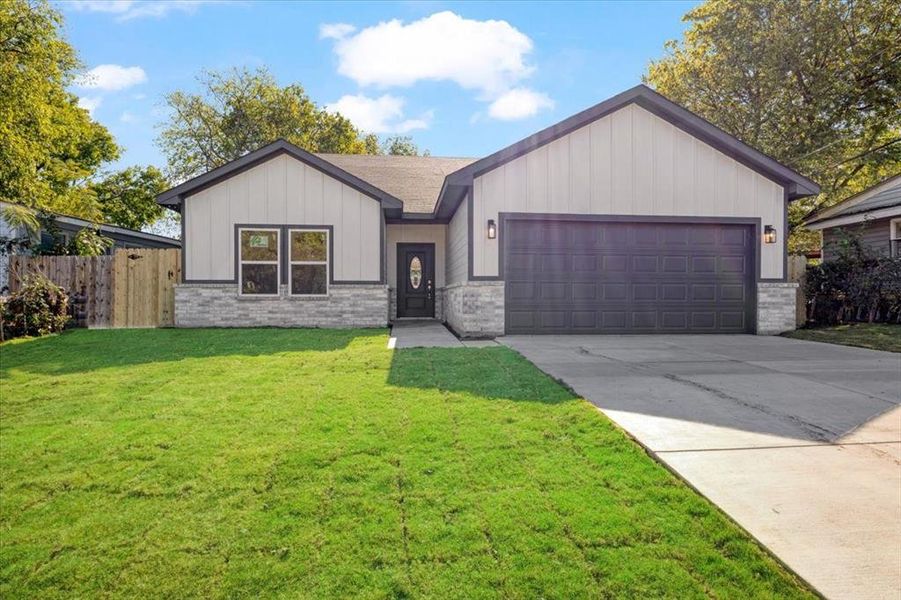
left=803, top=174, right=901, bottom=261
left=0, top=201, right=181, bottom=292
left=157, top=84, right=819, bottom=336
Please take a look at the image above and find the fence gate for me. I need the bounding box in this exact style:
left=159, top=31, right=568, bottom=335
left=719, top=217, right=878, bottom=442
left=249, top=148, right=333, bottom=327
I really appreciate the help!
left=112, top=248, right=181, bottom=327
left=8, top=248, right=181, bottom=328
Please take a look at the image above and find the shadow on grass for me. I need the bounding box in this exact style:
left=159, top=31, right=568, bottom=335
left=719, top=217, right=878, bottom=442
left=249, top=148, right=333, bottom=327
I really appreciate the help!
left=0, top=327, right=386, bottom=377
left=386, top=346, right=578, bottom=404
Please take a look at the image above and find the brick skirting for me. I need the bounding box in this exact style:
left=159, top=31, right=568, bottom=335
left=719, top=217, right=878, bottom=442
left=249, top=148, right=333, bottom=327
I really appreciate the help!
left=175, top=283, right=389, bottom=328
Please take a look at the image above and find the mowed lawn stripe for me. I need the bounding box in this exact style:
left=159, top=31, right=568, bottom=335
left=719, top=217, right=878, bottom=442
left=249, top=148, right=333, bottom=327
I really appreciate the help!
left=0, top=329, right=813, bottom=598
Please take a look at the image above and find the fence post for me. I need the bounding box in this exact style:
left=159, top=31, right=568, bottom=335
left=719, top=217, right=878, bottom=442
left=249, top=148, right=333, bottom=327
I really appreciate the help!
left=787, top=255, right=807, bottom=327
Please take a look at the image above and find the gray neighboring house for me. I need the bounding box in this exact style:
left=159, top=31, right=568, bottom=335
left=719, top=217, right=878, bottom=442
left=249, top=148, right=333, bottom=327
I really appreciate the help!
left=157, top=84, right=820, bottom=336
left=0, top=201, right=181, bottom=291
left=803, top=174, right=901, bottom=261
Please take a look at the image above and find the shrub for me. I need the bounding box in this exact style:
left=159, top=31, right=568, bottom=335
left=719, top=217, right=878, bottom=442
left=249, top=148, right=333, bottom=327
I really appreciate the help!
left=805, top=230, right=901, bottom=325
left=0, top=274, right=71, bottom=340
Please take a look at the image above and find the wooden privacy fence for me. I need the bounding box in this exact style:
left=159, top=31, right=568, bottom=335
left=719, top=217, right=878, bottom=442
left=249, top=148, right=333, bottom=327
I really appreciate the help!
left=8, top=248, right=181, bottom=328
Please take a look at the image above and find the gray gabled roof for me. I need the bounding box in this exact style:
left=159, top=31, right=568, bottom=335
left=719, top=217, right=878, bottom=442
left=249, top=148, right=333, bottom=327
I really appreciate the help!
left=804, top=174, right=901, bottom=228
left=156, top=139, right=404, bottom=211
left=435, top=84, right=820, bottom=218
left=316, top=153, right=476, bottom=215
left=0, top=201, right=180, bottom=247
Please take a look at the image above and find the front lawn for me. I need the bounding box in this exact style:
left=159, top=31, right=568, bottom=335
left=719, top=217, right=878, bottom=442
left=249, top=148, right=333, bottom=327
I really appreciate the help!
left=1, top=329, right=812, bottom=598
left=784, top=322, right=901, bottom=352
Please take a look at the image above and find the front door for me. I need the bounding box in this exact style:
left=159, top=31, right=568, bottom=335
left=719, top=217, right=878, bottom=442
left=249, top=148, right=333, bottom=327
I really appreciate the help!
left=397, top=243, right=435, bottom=318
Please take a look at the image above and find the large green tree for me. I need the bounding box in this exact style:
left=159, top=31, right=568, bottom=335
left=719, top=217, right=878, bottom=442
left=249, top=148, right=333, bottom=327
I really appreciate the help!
left=645, top=0, right=901, bottom=252
left=91, top=166, right=169, bottom=230
left=158, top=67, right=380, bottom=181
left=0, top=0, right=119, bottom=218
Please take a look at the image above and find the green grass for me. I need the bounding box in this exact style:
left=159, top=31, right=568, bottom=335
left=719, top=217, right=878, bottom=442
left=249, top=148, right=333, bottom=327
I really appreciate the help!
left=784, top=322, right=901, bottom=352
left=1, top=329, right=812, bottom=599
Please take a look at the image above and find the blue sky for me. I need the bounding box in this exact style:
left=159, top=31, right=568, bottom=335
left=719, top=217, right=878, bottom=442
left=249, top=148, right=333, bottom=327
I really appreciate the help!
left=61, top=1, right=696, bottom=171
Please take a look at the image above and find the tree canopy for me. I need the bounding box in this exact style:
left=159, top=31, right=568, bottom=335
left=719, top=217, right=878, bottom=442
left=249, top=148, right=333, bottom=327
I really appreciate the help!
left=645, top=0, right=901, bottom=251
left=0, top=0, right=120, bottom=218
left=381, top=136, right=430, bottom=156
left=158, top=67, right=380, bottom=182
left=91, top=166, right=169, bottom=230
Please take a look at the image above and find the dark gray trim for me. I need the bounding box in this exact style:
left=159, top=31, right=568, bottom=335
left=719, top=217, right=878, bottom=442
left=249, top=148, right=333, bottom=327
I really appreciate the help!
left=156, top=139, right=403, bottom=210
left=386, top=216, right=451, bottom=225
left=180, top=206, right=186, bottom=283
left=380, top=212, right=387, bottom=284
left=436, top=84, right=819, bottom=219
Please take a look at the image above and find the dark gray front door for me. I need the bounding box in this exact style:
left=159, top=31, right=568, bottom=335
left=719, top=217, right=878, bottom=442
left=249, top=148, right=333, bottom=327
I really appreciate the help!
left=397, top=243, right=435, bottom=318
left=504, top=219, right=756, bottom=334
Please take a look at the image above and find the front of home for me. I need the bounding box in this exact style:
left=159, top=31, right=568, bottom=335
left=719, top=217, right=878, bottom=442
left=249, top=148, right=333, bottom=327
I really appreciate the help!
left=157, top=85, right=819, bottom=336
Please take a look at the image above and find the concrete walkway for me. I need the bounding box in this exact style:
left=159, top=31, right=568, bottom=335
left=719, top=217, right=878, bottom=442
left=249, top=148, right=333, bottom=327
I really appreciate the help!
left=389, top=320, right=499, bottom=348
left=501, top=334, right=901, bottom=600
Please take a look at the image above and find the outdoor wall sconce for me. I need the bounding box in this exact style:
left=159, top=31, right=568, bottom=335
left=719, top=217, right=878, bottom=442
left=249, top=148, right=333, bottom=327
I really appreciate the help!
left=487, top=219, right=497, bottom=239
left=764, top=225, right=777, bottom=244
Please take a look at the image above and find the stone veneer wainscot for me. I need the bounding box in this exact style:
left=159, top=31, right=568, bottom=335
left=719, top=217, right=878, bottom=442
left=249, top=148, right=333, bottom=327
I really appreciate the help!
left=175, top=283, right=389, bottom=328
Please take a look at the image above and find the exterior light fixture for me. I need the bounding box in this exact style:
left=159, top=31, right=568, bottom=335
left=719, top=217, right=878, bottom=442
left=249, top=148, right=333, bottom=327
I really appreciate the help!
left=487, top=219, right=497, bottom=239
left=764, top=225, right=777, bottom=244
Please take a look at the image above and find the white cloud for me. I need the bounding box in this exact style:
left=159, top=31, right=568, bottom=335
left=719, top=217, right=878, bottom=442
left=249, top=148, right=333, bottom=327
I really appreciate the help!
left=70, top=0, right=224, bottom=21
left=77, top=96, right=103, bottom=115
left=488, top=88, right=554, bottom=121
left=75, top=64, right=147, bottom=91
left=326, top=94, right=431, bottom=133
left=119, top=111, right=138, bottom=123
left=319, top=23, right=356, bottom=40
left=327, top=11, right=534, bottom=97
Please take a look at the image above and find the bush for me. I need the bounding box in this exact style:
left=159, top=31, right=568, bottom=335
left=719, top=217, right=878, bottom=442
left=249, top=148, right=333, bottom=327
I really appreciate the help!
left=805, top=230, right=901, bottom=325
left=0, top=274, right=71, bottom=340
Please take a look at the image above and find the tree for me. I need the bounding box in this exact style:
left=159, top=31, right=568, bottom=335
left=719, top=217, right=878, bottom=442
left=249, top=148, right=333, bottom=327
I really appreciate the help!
left=158, top=67, right=380, bottom=181
left=91, top=166, right=169, bottom=230
left=645, top=0, right=901, bottom=252
left=381, top=136, right=429, bottom=156
left=0, top=0, right=119, bottom=218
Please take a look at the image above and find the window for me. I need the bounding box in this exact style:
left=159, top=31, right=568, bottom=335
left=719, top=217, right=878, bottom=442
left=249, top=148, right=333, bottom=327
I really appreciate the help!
left=239, top=228, right=280, bottom=295
left=289, top=229, right=328, bottom=296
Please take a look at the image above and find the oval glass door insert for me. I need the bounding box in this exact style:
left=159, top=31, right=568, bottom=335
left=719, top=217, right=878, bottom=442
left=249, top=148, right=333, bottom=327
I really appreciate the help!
left=409, top=256, right=423, bottom=289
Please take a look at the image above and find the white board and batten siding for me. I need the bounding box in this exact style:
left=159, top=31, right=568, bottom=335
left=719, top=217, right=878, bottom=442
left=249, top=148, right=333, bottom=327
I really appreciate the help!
left=386, top=224, right=446, bottom=288
left=184, top=154, right=382, bottom=282
left=446, top=200, right=468, bottom=285
left=471, top=104, right=785, bottom=279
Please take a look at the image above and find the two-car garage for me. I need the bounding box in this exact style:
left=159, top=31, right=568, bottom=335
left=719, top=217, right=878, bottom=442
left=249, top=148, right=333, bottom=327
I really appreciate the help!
left=503, top=218, right=756, bottom=334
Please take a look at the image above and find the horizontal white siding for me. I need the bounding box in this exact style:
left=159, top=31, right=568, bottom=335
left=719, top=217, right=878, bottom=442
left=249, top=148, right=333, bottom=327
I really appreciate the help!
left=472, top=104, right=785, bottom=279
left=446, top=198, right=468, bottom=285
left=386, top=224, right=446, bottom=288
left=184, top=153, right=381, bottom=282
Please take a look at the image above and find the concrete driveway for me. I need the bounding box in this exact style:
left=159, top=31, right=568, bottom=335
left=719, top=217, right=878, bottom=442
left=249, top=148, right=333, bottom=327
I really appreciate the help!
left=501, top=334, right=901, bottom=600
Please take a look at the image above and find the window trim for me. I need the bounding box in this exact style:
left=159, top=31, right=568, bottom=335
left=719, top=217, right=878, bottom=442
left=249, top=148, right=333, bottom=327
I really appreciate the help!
left=891, top=218, right=901, bottom=258
left=238, top=226, right=281, bottom=297
left=288, top=227, right=330, bottom=297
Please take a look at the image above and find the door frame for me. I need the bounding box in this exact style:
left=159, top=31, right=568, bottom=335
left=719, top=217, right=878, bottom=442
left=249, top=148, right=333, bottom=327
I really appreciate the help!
left=396, top=242, right=436, bottom=318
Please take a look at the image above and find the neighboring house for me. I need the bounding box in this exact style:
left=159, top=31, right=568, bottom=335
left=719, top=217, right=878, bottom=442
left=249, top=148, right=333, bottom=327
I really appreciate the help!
left=0, top=201, right=181, bottom=292
left=157, top=84, right=819, bottom=336
left=803, top=175, right=901, bottom=261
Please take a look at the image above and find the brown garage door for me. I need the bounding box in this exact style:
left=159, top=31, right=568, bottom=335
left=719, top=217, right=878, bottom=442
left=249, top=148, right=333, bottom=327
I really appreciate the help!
left=504, top=219, right=756, bottom=334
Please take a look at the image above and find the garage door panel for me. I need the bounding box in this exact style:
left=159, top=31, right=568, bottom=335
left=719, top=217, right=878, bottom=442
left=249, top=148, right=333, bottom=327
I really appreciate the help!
left=662, top=256, right=688, bottom=273
left=504, top=220, right=755, bottom=334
